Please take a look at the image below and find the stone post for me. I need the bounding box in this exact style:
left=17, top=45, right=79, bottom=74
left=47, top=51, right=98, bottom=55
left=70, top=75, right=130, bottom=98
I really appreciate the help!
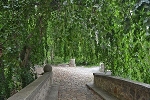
left=43, top=64, right=53, bottom=85
left=69, top=59, right=76, bottom=67
left=99, top=62, right=105, bottom=72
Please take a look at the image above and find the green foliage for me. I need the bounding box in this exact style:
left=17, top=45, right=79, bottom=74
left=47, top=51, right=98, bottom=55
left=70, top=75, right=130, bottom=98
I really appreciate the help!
left=51, top=56, right=65, bottom=65
left=47, top=0, right=150, bottom=84
left=0, top=0, right=52, bottom=99
left=0, top=0, right=150, bottom=99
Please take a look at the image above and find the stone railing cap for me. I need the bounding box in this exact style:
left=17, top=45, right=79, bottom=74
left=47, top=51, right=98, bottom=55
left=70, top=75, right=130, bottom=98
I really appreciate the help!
left=7, top=73, right=51, bottom=100
left=93, top=73, right=150, bottom=89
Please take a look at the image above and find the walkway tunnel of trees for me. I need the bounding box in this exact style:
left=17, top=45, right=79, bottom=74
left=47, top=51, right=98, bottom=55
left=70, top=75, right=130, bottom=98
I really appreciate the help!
left=0, top=0, right=150, bottom=99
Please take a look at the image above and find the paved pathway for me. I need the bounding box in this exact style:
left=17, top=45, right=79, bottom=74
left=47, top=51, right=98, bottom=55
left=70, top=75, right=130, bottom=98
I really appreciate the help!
left=53, top=66, right=103, bottom=100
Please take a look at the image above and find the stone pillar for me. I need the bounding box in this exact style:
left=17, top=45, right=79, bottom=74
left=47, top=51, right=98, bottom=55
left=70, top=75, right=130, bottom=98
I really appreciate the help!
left=99, top=62, right=105, bottom=72
left=43, top=64, right=53, bottom=85
left=69, top=59, right=76, bottom=67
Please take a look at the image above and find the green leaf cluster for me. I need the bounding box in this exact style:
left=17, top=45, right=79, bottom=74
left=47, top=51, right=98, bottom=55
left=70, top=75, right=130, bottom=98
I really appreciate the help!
left=0, top=0, right=150, bottom=99
left=47, top=0, right=150, bottom=83
left=0, top=0, right=52, bottom=99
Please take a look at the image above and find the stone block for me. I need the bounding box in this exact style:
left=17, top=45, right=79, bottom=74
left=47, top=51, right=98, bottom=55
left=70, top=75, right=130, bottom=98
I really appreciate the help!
left=69, top=59, right=76, bottom=67
left=99, top=63, right=105, bottom=72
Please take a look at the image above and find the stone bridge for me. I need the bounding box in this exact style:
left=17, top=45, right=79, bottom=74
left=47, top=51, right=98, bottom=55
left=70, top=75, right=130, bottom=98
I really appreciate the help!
left=8, top=65, right=150, bottom=100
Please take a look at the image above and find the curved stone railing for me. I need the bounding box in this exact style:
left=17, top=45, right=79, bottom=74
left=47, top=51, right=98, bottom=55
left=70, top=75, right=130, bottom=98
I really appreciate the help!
left=7, top=65, right=53, bottom=100
left=93, top=73, right=150, bottom=100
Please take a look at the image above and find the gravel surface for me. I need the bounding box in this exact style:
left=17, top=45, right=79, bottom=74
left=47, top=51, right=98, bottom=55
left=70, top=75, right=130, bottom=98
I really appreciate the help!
left=53, top=66, right=103, bottom=100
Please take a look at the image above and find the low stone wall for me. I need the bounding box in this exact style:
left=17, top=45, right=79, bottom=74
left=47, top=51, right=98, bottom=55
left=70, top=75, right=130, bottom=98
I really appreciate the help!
left=8, top=65, right=53, bottom=100
left=94, top=73, right=150, bottom=100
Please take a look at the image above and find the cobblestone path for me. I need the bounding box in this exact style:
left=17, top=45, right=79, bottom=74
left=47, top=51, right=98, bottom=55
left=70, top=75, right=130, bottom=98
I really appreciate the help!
left=53, top=66, right=102, bottom=100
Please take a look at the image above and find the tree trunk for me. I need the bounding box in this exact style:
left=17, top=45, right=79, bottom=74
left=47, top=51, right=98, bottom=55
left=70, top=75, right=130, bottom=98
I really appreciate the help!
left=0, top=43, right=5, bottom=100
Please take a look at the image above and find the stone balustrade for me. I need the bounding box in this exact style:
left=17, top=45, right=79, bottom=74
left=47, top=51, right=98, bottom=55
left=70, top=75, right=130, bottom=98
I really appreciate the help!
left=7, top=64, right=53, bottom=100
left=93, top=73, right=150, bottom=100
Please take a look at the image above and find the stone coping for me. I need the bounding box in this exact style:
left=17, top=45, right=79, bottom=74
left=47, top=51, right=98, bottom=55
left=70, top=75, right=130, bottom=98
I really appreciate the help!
left=86, top=83, right=118, bottom=100
left=7, top=72, right=51, bottom=100
left=93, top=73, right=150, bottom=99
left=44, top=85, right=59, bottom=100
left=93, top=73, right=150, bottom=90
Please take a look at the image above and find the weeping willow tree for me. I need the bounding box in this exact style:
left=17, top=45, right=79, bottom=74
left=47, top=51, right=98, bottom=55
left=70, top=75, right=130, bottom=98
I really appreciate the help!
left=47, top=0, right=100, bottom=65
left=47, top=0, right=150, bottom=83
left=0, top=0, right=52, bottom=99
left=0, top=0, right=150, bottom=99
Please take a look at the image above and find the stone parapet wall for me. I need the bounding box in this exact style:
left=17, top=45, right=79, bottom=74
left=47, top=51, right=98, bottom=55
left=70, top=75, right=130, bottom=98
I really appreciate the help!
left=94, top=73, right=150, bottom=100
left=8, top=72, right=53, bottom=100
